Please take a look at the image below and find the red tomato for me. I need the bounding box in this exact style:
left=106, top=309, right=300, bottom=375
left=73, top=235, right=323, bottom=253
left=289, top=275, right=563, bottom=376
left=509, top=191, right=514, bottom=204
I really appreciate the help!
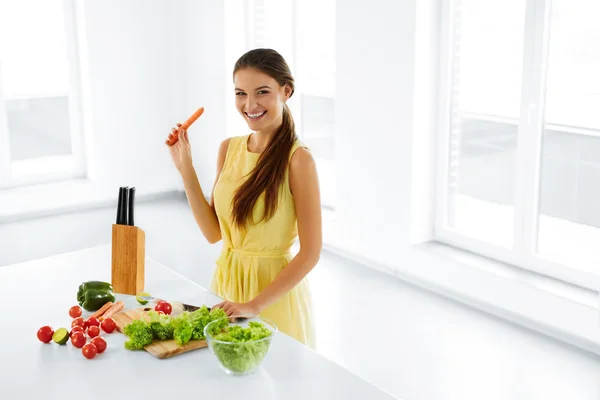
left=82, top=343, right=97, bottom=359
left=155, top=301, right=172, bottom=315
left=86, top=317, right=100, bottom=328
left=91, top=337, right=107, bottom=353
left=100, top=317, right=116, bottom=333
left=71, top=317, right=86, bottom=329
left=70, top=326, right=85, bottom=337
left=69, top=305, right=82, bottom=319
left=37, top=326, right=54, bottom=343
left=88, top=326, right=100, bottom=338
left=71, top=332, right=86, bottom=348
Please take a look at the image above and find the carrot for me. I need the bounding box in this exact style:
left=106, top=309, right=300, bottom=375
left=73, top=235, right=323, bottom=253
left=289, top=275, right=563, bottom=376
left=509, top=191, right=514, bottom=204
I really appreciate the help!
left=165, top=107, right=204, bottom=146
left=90, top=302, right=113, bottom=319
left=98, top=301, right=124, bottom=321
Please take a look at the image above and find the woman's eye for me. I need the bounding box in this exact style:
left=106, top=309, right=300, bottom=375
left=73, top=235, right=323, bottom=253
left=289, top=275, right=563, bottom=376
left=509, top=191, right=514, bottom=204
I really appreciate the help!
left=236, top=92, right=246, bottom=96
left=258, top=90, right=269, bottom=95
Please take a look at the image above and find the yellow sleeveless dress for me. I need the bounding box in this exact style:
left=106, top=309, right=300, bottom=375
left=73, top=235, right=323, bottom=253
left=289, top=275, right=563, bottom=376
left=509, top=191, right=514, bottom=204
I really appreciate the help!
left=210, top=134, right=315, bottom=348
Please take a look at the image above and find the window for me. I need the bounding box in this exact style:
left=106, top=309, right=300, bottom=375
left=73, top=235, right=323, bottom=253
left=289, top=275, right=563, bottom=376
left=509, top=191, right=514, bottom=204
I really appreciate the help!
left=294, top=0, right=336, bottom=209
left=0, top=0, right=85, bottom=188
left=230, top=0, right=336, bottom=208
left=435, top=0, right=600, bottom=289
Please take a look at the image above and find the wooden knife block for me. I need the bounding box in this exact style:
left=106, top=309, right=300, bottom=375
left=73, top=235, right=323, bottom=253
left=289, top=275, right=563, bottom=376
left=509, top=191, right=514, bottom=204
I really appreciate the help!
left=111, top=224, right=145, bottom=295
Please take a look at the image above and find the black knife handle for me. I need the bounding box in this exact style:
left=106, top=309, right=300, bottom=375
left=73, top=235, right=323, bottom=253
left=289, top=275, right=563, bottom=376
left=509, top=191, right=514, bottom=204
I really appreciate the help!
left=120, top=186, right=129, bottom=225
left=116, top=187, right=125, bottom=224
left=127, top=187, right=136, bottom=226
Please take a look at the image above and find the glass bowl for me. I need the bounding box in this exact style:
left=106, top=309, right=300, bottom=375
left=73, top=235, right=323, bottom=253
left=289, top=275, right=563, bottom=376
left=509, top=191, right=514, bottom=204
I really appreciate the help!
left=204, top=315, right=278, bottom=376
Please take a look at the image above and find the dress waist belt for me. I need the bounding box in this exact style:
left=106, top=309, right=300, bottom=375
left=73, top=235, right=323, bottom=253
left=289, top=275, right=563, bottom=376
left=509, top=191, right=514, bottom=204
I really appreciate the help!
left=227, top=247, right=290, bottom=258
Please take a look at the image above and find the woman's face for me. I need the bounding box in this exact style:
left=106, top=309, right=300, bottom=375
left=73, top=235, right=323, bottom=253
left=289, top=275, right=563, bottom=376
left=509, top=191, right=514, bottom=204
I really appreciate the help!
left=234, top=68, right=290, bottom=133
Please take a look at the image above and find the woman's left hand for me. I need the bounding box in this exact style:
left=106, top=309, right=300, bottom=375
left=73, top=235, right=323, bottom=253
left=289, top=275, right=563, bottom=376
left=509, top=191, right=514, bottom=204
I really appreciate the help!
left=212, top=300, right=259, bottom=319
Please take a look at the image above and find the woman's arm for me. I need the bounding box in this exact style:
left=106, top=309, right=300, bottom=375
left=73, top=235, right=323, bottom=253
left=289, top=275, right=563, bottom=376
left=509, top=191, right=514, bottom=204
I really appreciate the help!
left=214, top=147, right=323, bottom=316
left=179, top=137, right=231, bottom=244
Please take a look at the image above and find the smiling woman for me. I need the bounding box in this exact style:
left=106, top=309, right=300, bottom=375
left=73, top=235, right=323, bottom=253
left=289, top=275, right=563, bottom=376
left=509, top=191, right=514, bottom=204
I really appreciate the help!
left=166, top=48, right=323, bottom=348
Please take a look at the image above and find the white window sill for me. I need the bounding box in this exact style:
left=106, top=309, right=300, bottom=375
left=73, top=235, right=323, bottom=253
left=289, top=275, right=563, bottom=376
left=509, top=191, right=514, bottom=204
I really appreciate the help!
left=321, top=209, right=600, bottom=357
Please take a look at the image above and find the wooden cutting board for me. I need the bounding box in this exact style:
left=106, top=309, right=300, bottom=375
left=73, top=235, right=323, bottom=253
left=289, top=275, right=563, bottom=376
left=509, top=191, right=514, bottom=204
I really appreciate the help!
left=112, top=303, right=208, bottom=359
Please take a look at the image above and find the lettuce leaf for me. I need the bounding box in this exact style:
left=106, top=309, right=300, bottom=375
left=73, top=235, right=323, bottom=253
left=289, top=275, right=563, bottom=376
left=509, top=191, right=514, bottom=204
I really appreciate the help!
left=123, top=319, right=153, bottom=350
left=122, top=304, right=234, bottom=349
left=148, top=310, right=174, bottom=340
left=209, top=321, right=273, bottom=374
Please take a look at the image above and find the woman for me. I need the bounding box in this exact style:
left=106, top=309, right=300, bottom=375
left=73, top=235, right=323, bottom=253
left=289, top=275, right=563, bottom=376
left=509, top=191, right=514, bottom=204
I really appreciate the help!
left=166, top=48, right=322, bottom=348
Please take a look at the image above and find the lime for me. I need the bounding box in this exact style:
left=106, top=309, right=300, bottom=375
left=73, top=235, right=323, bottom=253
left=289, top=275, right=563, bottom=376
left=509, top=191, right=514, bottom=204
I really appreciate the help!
left=52, top=328, right=69, bottom=345
left=136, top=292, right=151, bottom=305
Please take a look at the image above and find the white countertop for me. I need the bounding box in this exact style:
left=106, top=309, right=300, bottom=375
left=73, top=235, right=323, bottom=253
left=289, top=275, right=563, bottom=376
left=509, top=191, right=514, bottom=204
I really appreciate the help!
left=0, top=244, right=396, bottom=400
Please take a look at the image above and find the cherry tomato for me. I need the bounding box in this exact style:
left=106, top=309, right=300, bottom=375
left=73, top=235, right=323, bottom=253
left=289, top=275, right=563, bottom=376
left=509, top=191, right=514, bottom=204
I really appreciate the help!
left=88, top=326, right=100, bottom=338
left=71, top=317, right=86, bottom=329
left=82, top=343, right=97, bottom=359
left=70, top=326, right=85, bottom=337
left=71, top=332, right=86, bottom=348
left=100, top=317, right=116, bottom=333
left=86, top=317, right=100, bottom=328
left=91, top=337, right=107, bottom=353
left=37, top=326, right=54, bottom=343
left=69, top=305, right=82, bottom=319
left=155, top=301, right=172, bottom=315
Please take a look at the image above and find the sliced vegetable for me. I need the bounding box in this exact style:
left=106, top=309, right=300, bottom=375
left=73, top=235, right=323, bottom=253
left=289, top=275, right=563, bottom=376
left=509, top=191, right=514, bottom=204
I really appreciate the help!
left=122, top=305, right=227, bottom=350
left=52, top=328, right=70, bottom=345
left=136, top=292, right=151, bottom=305
left=148, top=311, right=174, bottom=340
left=123, top=320, right=153, bottom=350
left=155, top=301, right=172, bottom=315
left=208, top=321, right=273, bottom=374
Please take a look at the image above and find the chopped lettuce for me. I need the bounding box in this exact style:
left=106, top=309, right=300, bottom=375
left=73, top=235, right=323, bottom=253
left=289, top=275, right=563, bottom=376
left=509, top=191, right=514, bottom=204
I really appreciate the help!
left=123, top=319, right=153, bottom=350
left=209, top=321, right=273, bottom=374
left=171, top=312, right=193, bottom=345
left=122, top=304, right=229, bottom=349
left=148, top=310, right=174, bottom=340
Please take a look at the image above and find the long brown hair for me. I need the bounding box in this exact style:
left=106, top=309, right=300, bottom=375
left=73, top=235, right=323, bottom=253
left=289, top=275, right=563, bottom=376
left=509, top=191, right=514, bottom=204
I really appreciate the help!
left=231, top=48, right=298, bottom=230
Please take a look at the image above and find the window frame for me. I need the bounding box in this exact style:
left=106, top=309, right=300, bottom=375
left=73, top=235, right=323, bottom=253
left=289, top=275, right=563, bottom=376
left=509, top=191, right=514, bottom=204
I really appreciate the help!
left=433, top=0, right=600, bottom=291
left=0, top=0, right=86, bottom=189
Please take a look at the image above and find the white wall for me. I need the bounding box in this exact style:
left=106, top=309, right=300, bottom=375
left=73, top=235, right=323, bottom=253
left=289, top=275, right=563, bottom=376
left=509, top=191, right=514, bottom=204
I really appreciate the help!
left=178, top=0, right=228, bottom=192
left=332, top=0, right=429, bottom=265
left=76, top=0, right=185, bottom=197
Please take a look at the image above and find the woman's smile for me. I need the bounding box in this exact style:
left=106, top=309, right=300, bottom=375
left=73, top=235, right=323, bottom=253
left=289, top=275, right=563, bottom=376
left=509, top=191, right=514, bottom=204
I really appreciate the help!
left=245, top=110, right=267, bottom=121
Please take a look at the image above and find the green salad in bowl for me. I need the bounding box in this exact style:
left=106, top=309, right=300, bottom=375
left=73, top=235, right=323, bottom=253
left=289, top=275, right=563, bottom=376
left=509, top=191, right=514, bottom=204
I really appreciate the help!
left=204, top=316, right=277, bottom=376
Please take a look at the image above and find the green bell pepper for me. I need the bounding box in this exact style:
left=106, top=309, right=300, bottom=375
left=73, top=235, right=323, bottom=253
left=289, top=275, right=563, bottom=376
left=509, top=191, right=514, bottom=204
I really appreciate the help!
left=77, top=281, right=115, bottom=311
